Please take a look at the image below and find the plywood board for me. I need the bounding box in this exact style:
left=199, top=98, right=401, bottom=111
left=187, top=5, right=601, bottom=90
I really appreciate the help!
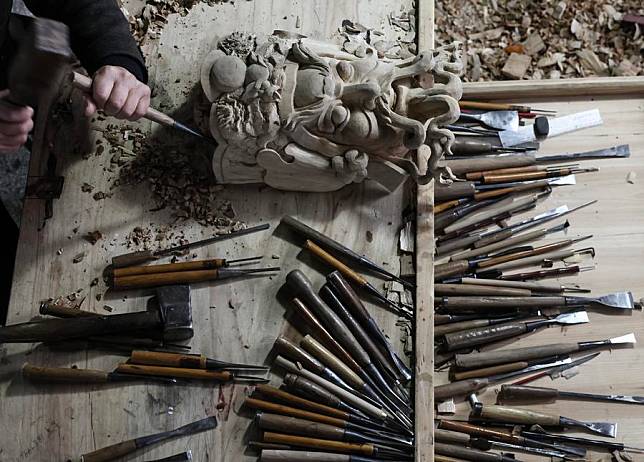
left=0, top=2, right=417, bottom=461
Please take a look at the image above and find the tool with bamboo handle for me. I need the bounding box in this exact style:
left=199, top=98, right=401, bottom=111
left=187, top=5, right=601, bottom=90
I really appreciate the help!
left=260, top=450, right=384, bottom=462
left=439, top=420, right=585, bottom=457
left=435, top=198, right=501, bottom=233
left=144, top=452, right=193, bottom=462
left=522, top=429, right=644, bottom=455
left=434, top=356, right=573, bottom=401
left=435, top=442, right=521, bottom=462
left=499, top=264, right=595, bottom=281
left=443, top=311, right=589, bottom=351
left=483, top=166, right=598, bottom=184
left=326, top=271, right=411, bottom=383
left=256, top=413, right=412, bottom=450
left=111, top=223, right=269, bottom=268
left=465, top=163, right=579, bottom=181
left=499, top=384, right=644, bottom=405
left=457, top=276, right=589, bottom=294
left=281, top=216, right=413, bottom=288
left=73, top=416, right=216, bottom=462
left=472, top=403, right=617, bottom=438
left=459, top=100, right=556, bottom=114
left=72, top=72, right=208, bottom=141
left=455, top=334, right=634, bottom=370
left=440, top=291, right=634, bottom=311
left=262, top=432, right=410, bottom=459
left=112, top=266, right=280, bottom=290
left=113, top=256, right=262, bottom=278
left=22, top=363, right=176, bottom=385
left=115, top=363, right=268, bottom=383
left=302, top=242, right=411, bottom=317
left=130, top=349, right=268, bottom=371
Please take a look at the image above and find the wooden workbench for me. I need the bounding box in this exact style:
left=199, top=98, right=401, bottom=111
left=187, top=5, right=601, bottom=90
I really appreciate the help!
left=0, top=1, right=420, bottom=461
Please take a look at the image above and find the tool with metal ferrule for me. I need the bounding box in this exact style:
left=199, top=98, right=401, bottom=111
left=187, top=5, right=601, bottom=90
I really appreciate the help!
left=438, top=421, right=586, bottom=458
left=22, top=364, right=177, bottom=385
left=440, top=292, right=634, bottom=311
left=499, top=384, right=644, bottom=405
left=256, top=413, right=412, bottom=450
left=129, top=350, right=268, bottom=371
left=458, top=277, right=589, bottom=294
left=459, top=110, right=519, bottom=131
left=444, top=311, right=590, bottom=351
left=434, top=356, right=575, bottom=401
left=522, top=430, right=644, bottom=455
left=455, top=334, right=633, bottom=370
left=74, top=416, right=217, bottom=462
left=144, top=452, right=193, bottom=462
left=472, top=403, right=617, bottom=438
left=112, top=256, right=262, bottom=278
left=261, top=432, right=411, bottom=459
left=302, top=241, right=411, bottom=317
left=115, top=363, right=268, bottom=383
left=435, top=442, right=521, bottom=462
left=111, top=223, right=270, bottom=268
left=281, top=216, right=413, bottom=288
left=259, top=450, right=383, bottom=462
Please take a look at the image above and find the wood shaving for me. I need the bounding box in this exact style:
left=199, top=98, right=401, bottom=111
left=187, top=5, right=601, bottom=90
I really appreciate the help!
left=84, top=230, right=103, bottom=245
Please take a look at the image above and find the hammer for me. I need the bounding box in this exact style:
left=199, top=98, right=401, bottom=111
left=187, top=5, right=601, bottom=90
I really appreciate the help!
left=8, top=17, right=207, bottom=140
left=0, top=285, right=193, bottom=343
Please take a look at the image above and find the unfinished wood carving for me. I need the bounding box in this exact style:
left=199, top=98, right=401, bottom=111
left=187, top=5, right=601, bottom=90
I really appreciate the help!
left=198, top=31, right=462, bottom=192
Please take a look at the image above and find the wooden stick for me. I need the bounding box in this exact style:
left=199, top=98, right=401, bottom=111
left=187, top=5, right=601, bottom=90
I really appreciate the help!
left=112, top=269, right=221, bottom=290
left=113, top=259, right=227, bottom=278
left=263, top=432, right=372, bottom=456
left=115, top=363, right=232, bottom=381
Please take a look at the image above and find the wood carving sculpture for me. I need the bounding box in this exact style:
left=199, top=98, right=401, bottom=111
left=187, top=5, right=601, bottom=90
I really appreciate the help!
left=198, top=31, right=462, bottom=192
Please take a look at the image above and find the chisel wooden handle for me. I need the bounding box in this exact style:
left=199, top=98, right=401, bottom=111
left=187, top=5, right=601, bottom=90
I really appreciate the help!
left=435, top=182, right=476, bottom=201
left=81, top=439, right=138, bottom=462
left=435, top=455, right=469, bottom=462
left=435, top=283, right=530, bottom=297
left=130, top=350, right=207, bottom=369
left=482, top=249, right=576, bottom=272
left=473, top=180, right=548, bottom=201
left=434, top=260, right=470, bottom=280
left=498, top=384, right=559, bottom=403
left=451, top=361, right=529, bottom=381
left=435, top=319, right=492, bottom=336
left=260, top=450, right=351, bottom=462
left=460, top=277, right=564, bottom=293
left=115, top=364, right=231, bottom=381
left=254, top=384, right=348, bottom=420
left=439, top=420, right=518, bottom=445
left=112, top=269, right=220, bottom=290
left=39, top=301, right=98, bottom=318
left=246, top=398, right=345, bottom=428
left=444, top=153, right=535, bottom=176
left=473, top=228, right=514, bottom=248
left=477, top=404, right=561, bottom=426
left=436, top=235, right=482, bottom=256
left=466, top=165, right=541, bottom=181
left=483, top=169, right=570, bottom=184
left=258, top=413, right=345, bottom=440
left=434, top=378, right=489, bottom=400
left=435, top=199, right=461, bottom=214
left=477, top=240, right=573, bottom=269
left=300, top=335, right=364, bottom=389
left=455, top=342, right=580, bottom=369
left=443, top=195, right=537, bottom=234
left=453, top=229, right=546, bottom=261
left=445, top=323, right=528, bottom=351
left=434, top=428, right=471, bottom=445
left=263, top=432, right=372, bottom=456
left=436, top=442, right=515, bottom=462
left=442, top=296, right=565, bottom=310
left=304, top=241, right=367, bottom=286
left=113, top=259, right=227, bottom=278
left=275, top=336, right=327, bottom=376
left=284, top=374, right=345, bottom=410
left=112, top=250, right=158, bottom=268
left=23, top=364, right=109, bottom=383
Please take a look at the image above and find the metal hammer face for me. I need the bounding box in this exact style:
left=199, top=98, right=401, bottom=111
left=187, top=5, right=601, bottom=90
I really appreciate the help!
left=157, top=285, right=194, bottom=341
left=8, top=17, right=73, bottom=107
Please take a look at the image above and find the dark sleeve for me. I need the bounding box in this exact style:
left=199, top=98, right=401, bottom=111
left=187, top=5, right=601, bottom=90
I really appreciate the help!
left=24, top=0, right=148, bottom=83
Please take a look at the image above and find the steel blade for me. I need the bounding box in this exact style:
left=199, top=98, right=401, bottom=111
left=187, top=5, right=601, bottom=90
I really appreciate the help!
left=538, top=144, right=630, bottom=162
left=560, top=416, right=616, bottom=437
left=546, top=352, right=601, bottom=379
left=595, top=292, right=634, bottom=309
left=609, top=333, right=637, bottom=344
left=556, top=311, right=589, bottom=324
left=560, top=391, right=644, bottom=405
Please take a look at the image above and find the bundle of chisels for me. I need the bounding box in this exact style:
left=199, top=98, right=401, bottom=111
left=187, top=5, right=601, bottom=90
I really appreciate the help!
left=431, top=104, right=643, bottom=459
left=243, top=268, right=413, bottom=461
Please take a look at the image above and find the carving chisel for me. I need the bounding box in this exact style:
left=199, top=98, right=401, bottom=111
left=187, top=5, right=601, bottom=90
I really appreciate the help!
left=115, top=363, right=269, bottom=383
left=281, top=216, right=413, bottom=288
left=259, top=450, right=383, bottom=462
left=112, top=256, right=262, bottom=277
left=435, top=198, right=501, bottom=233
left=129, top=349, right=268, bottom=371
left=22, top=363, right=177, bottom=385
left=472, top=403, right=617, bottom=438
left=499, top=384, right=644, bottom=405
left=456, top=276, right=589, bottom=294
left=435, top=442, right=520, bottom=462
left=481, top=166, right=598, bottom=184
left=499, top=264, right=595, bottom=281
left=73, top=416, right=217, bottom=462
left=522, top=430, right=644, bottom=454
left=459, top=110, right=519, bottom=131
left=459, top=101, right=556, bottom=114
left=435, top=314, right=527, bottom=337
left=144, top=453, right=192, bottom=462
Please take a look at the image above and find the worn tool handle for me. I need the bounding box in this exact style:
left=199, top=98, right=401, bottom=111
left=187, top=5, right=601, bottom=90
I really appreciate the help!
left=434, top=260, right=470, bottom=280
left=290, top=298, right=361, bottom=373
left=300, top=335, right=363, bottom=389
left=23, top=364, right=109, bottom=383
left=455, top=342, right=580, bottom=369
left=436, top=442, right=510, bottom=462
left=435, top=200, right=461, bottom=214
left=113, top=259, right=227, bottom=278
left=435, top=283, right=531, bottom=297
left=434, top=428, right=471, bottom=445
left=258, top=413, right=344, bottom=441
left=112, top=269, right=219, bottom=290
left=263, top=432, right=371, bottom=456
left=81, top=439, right=138, bottom=462
left=260, top=450, right=350, bottom=462
left=478, top=404, right=561, bottom=426
left=435, top=319, right=491, bottom=337
left=115, top=364, right=231, bottom=381
left=444, top=153, right=535, bottom=176
left=477, top=240, right=571, bottom=269
left=452, top=228, right=546, bottom=261
left=473, top=180, right=548, bottom=201
left=443, top=194, right=537, bottom=234
left=39, top=301, right=98, bottom=318
left=435, top=455, right=470, bottom=462
left=483, top=170, right=565, bottom=184
left=284, top=374, right=343, bottom=409
left=482, top=249, right=576, bottom=272
left=111, top=250, right=158, bottom=268
left=451, top=361, right=529, bottom=381
left=274, top=336, right=326, bottom=376
left=450, top=139, right=493, bottom=156
left=245, top=398, right=345, bottom=428
left=503, top=265, right=581, bottom=281
left=498, top=384, right=559, bottom=403
left=434, top=378, right=489, bottom=401
left=254, top=385, right=347, bottom=420
left=466, top=165, right=541, bottom=181
left=461, top=277, right=563, bottom=293
left=130, top=350, right=206, bottom=369
left=445, top=323, right=528, bottom=351
left=304, top=240, right=366, bottom=286
left=442, top=296, right=565, bottom=310
left=439, top=420, right=517, bottom=445
left=435, top=182, right=476, bottom=201
left=473, top=228, right=514, bottom=248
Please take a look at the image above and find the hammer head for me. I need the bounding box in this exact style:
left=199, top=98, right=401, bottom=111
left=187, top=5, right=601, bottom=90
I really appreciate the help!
left=157, top=285, right=194, bottom=341
left=8, top=17, right=73, bottom=107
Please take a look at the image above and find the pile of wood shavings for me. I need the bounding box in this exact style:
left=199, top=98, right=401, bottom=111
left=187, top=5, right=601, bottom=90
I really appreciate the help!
left=436, top=0, right=643, bottom=81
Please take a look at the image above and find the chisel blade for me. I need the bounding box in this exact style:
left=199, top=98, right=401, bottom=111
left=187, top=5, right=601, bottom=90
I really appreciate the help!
left=555, top=311, right=589, bottom=324
left=608, top=333, right=637, bottom=344
left=538, top=144, right=630, bottom=162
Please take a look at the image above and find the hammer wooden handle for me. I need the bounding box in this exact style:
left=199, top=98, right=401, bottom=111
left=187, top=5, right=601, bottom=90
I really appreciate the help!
left=39, top=301, right=98, bottom=318
left=112, top=269, right=222, bottom=290
left=258, top=413, right=345, bottom=440
left=81, top=440, right=138, bottom=462
left=263, top=432, right=372, bottom=456
left=72, top=71, right=175, bottom=128
left=245, top=398, right=346, bottom=427
left=304, top=240, right=366, bottom=286
left=254, top=384, right=348, bottom=420
left=23, top=364, right=109, bottom=383
left=113, top=259, right=227, bottom=278
left=300, top=335, right=364, bottom=390
left=116, top=363, right=231, bottom=381
left=130, top=350, right=207, bottom=369
left=478, top=404, right=561, bottom=426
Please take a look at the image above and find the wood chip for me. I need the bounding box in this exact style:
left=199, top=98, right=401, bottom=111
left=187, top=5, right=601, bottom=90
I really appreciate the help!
left=522, top=32, right=545, bottom=56
left=502, top=53, right=532, bottom=79
left=72, top=252, right=86, bottom=263
left=627, top=171, right=637, bottom=184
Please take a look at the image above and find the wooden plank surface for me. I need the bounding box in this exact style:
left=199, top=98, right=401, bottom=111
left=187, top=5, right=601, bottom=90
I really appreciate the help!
left=435, top=94, right=644, bottom=458
left=0, top=2, right=415, bottom=461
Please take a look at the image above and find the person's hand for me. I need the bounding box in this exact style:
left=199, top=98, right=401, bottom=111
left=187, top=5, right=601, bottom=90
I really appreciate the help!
left=0, top=89, right=34, bottom=154
left=84, top=65, right=151, bottom=121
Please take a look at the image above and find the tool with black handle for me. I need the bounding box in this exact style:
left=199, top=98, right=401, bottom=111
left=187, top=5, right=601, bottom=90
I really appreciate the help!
left=144, top=452, right=193, bottom=462
left=72, top=416, right=217, bottom=462
left=499, top=384, right=644, bottom=405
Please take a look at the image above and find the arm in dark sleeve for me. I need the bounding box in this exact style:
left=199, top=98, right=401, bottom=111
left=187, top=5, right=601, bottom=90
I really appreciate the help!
left=24, top=0, right=148, bottom=83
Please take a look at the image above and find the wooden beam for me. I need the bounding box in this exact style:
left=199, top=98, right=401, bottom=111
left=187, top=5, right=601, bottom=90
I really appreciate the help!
left=415, top=1, right=435, bottom=460
left=463, top=76, right=644, bottom=100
